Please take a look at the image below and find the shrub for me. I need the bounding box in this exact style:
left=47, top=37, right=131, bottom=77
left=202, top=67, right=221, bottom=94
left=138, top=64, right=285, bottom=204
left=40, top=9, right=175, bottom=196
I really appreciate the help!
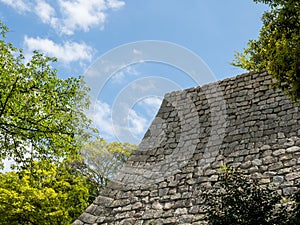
left=202, top=165, right=293, bottom=225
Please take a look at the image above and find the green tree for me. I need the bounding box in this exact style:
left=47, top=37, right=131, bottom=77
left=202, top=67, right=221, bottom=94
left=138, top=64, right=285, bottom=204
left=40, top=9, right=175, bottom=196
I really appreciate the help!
left=0, top=22, right=93, bottom=169
left=232, top=0, right=300, bottom=103
left=69, top=138, right=137, bottom=195
left=202, top=165, right=292, bottom=225
left=0, top=21, right=136, bottom=224
left=0, top=160, right=93, bottom=225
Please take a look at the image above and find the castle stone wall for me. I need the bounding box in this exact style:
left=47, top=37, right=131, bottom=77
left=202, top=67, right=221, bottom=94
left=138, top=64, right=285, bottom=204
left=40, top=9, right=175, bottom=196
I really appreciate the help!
left=73, top=71, right=300, bottom=225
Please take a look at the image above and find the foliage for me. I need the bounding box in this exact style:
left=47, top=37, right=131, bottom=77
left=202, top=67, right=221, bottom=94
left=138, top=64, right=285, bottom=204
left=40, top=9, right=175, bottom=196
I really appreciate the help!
left=0, top=21, right=137, bottom=224
left=0, top=21, right=94, bottom=169
left=290, top=190, right=300, bottom=224
left=69, top=137, right=137, bottom=195
left=202, top=165, right=292, bottom=225
left=232, top=0, right=300, bottom=103
left=0, top=160, right=92, bottom=225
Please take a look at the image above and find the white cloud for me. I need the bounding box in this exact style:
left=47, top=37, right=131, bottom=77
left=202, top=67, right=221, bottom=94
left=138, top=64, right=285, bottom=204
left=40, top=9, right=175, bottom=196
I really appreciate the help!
left=1, top=143, right=32, bottom=172
left=56, top=0, right=107, bottom=35
left=107, top=0, right=125, bottom=10
left=111, top=70, right=126, bottom=84
left=86, top=100, right=150, bottom=142
left=111, top=65, right=140, bottom=84
left=130, top=79, right=160, bottom=92
left=142, top=97, right=162, bottom=109
left=34, top=0, right=56, bottom=25
left=0, top=0, right=125, bottom=35
left=55, top=0, right=125, bottom=35
left=139, top=97, right=162, bottom=115
left=2, top=158, right=13, bottom=172
left=24, top=36, right=94, bottom=63
left=57, top=0, right=125, bottom=35
left=0, top=0, right=30, bottom=13
left=87, top=101, right=115, bottom=139
left=128, top=109, right=148, bottom=136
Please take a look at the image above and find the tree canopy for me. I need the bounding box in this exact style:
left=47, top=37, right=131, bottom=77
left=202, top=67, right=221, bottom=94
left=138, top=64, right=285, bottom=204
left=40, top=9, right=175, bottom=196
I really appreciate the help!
left=0, top=21, right=138, bottom=224
left=232, top=0, right=300, bottom=103
left=0, top=160, right=93, bottom=225
left=69, top=138, right=137, bottom=195
left=0, top=22, right=93, bottom=169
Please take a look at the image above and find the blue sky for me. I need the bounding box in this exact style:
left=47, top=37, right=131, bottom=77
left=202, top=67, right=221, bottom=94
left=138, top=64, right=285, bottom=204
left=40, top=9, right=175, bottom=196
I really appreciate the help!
left=0, top=0, right=269, bottom=144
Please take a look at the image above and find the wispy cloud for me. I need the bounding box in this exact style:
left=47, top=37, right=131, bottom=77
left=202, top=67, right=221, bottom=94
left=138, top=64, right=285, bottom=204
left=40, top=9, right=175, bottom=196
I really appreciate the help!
left=87, top=101, right=115, bottom=139
left=128, top=109, right=148, bottom=137
left=86, top=100, right=150, bottom=142
left=138, top=97, right=162, bottom=116
left=130, top=79, right=161, bottom=92
left=24, top=36, right=94, bottom=63
left=107, top=0, right=125, bottom=10
left=0, top=0, right=125, bottom=35
left=111, top=66, right=140, bottom=84
left=34, top=0, right=57, bottom=25
left=0, top=0, right=30, bottom=13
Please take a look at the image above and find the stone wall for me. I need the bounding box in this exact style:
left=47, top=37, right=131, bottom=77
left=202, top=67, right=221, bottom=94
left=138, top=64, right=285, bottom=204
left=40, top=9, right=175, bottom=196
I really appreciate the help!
left=73, top=71, right=300, bottom=225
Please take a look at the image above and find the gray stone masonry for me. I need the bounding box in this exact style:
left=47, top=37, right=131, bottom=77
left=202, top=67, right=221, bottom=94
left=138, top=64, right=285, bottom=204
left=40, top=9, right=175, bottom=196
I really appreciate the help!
left=73, top=71, right=300, bottom=224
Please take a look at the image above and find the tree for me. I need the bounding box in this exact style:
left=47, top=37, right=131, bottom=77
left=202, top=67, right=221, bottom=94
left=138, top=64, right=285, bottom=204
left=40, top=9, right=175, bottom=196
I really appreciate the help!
left=202, top=165, right=293, bottom=225
left=0, top=138, right=136, bottom=224
left=69, top=138, right=137, bottom=195
left=0, top=21, right=94, bottom=169
left=232, top=0, right=300, bottom=103
left=0, top=159, right=94, bottom=225
left=0, top=21, right=136, bottom=224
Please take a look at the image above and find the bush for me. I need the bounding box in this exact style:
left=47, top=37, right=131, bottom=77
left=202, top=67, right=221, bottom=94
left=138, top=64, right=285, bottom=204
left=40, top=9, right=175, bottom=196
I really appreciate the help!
left=202, top=165, right=294, bottom=225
